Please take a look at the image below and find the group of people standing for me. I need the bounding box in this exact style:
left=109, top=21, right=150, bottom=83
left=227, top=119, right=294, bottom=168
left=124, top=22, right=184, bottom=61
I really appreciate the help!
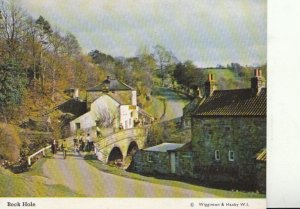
left=50, top=133, right=94, bottom=156
left=73, top=133, right=94, bottom=152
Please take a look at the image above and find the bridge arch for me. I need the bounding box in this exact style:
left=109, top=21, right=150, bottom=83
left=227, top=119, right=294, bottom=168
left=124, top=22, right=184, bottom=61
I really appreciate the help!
left=107, top=146, right=123, bottom=164
left=127, top=141, right=138, bottom=157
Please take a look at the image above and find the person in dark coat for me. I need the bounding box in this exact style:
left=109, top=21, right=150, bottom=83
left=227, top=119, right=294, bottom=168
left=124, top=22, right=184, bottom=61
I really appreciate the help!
left=51, top=139, right=57, bottom=154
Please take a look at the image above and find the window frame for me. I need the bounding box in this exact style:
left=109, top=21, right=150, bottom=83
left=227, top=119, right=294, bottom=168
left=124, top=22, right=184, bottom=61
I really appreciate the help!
left=215, top=150, right=220, bottom=161
left=147, top=152, right=153, bottom=162
left=228, top=150, right=234, bottom=161
left=75, top=122, right=81, bottom=130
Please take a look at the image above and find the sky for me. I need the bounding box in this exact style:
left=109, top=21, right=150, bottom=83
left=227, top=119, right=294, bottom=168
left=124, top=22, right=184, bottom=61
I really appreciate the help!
left=18, top=0, right=266, bottom=67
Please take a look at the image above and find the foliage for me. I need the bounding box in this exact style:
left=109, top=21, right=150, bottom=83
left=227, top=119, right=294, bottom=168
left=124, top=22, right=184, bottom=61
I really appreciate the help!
left=0, top=60, right=27, bottom=119
left=174, top=60, right=267, bottom=95
left=153, top=45, right=178, bottom=86
left=0, top=123, right=21, bottom=162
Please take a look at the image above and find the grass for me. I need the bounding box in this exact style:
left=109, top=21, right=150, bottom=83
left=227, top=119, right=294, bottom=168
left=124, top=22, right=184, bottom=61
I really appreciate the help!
left=0, top=157, right=82, bottom=197
left=84, top=154, right=265, bottom=198
left=143, top=96, right=165, bottom=119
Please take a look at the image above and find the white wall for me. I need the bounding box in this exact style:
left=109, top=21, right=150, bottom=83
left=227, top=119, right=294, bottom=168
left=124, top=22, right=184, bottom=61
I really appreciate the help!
left=120, top=105, right=139, bottom=129
left=70, top=95, right=120, bottom=133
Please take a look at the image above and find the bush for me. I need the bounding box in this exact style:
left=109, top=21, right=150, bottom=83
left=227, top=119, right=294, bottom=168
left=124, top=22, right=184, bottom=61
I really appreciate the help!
left=0, top=123, right=21, bottom=162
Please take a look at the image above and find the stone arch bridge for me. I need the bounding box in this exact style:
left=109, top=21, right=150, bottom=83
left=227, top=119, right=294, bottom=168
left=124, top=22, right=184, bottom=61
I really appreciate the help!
left=94, top=127, right=149, bottom=164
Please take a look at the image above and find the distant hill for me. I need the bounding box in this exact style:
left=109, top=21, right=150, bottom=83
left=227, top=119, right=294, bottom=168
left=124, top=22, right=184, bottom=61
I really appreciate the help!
left=195, top=67, right=260, bottom=90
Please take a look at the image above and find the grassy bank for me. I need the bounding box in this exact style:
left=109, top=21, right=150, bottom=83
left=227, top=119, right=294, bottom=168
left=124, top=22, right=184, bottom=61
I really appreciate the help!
left=84, top=155, right=265, bottom=198
left=0, top=158, right=82, bottom=197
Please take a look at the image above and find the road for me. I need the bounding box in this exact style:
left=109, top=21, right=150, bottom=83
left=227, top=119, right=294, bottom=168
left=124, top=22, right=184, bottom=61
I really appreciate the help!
left=156, top=87, right=190, bottom=122
left=41, top=152, right=217, bottom=197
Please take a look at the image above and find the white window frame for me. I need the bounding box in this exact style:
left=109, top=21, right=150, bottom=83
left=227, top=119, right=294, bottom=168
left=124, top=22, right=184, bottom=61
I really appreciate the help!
left=147, top=153, right=153, bottom=162
left=228, top=150, right=234, bottom=161
left=215, top=150, right=220, bottom=161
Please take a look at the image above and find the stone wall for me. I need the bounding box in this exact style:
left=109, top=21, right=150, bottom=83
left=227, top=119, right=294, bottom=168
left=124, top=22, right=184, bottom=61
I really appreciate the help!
left=255, top=161, right=266, bottom=193
left=133, top=150, right=171, bottom=174
left=175, top=151, right=194, bottom=177
left=191, top=116, right=266, bottom=185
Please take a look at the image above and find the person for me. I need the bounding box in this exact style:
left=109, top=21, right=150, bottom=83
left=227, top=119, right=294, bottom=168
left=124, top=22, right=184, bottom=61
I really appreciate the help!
left=86, top=133, right=93, bottom=152
left=51, top=139, right=57, bottom=154
left=73, top=137, right=78, bottom=148
left=61, top=139, right=67, bottom=159
left=73, top=137, right=79, bottom=152
left=78, top=135, right=83, bottom=151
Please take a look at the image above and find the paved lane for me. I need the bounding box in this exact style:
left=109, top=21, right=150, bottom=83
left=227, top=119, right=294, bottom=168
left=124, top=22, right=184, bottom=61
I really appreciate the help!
left=42, top=152, right=218, bottom=197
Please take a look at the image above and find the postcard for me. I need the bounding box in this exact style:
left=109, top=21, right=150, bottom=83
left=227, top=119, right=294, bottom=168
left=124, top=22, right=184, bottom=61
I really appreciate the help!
left=0, top=0, right=271, bottom=208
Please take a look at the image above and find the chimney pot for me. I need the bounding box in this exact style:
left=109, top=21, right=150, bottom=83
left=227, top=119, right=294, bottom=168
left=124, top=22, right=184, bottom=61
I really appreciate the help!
left=205, top=74, right=216, bottom=97
left=251, top=69, right=265, bottom=95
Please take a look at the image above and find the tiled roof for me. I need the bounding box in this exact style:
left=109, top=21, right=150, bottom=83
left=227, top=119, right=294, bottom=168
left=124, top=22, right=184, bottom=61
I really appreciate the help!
left=87, top=79, right=133, bottom=91
left=193, top=88, right=266, bottom=116
left=255, top=148, right=266, bottom=162
left=143, top=143, right=185, bottom=152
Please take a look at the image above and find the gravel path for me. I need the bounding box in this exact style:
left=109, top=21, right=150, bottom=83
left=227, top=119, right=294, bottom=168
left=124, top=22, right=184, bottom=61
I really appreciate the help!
left=42, top=152, right=217, bottom=197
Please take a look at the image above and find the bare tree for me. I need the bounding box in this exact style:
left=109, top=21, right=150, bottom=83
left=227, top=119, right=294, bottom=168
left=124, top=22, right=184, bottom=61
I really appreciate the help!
left=0, top=0, right=27, bottom=61
left=96, top=107, right=118, bottom=128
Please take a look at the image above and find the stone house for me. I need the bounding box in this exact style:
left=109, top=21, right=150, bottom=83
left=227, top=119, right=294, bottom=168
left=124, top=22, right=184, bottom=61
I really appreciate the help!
left=255, top=148, right=266, bottom=192
left=133, top=143, right=184, bottom=174
left=181, top=97, right=202, bottom=129
left=133, top=69, right=266, bottom=192
left=70, top=76, right=140, bottom=134
left=189, top=69, right=266, bottom=190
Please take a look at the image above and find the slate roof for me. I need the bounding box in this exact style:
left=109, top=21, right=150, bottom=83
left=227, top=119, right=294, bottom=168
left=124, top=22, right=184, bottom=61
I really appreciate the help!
left=143, top=143, right=185, bottom=153
left=107, top=92, right=131, bottom=105
left=193, top=88, right=266, bottom=116
left=174, top=142, right=193, bottom=151
left=87, top=78, right=133, bottom=92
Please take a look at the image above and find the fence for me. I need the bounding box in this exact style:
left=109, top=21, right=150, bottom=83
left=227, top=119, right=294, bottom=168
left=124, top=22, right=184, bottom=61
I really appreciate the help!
left=27, top=145, right=52, bottom=166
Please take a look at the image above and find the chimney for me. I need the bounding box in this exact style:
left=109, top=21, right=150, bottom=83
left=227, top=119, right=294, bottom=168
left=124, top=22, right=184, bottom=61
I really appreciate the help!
left=132, top=90, right=137, bottom=106
left=251, top=69, right=265, bottom=95
left=104, top=76, right=111, bottom=84
left=204, top=74, right=217, bottom=97
left=195, top=86, right=203, bottom=98
left=73, top=88, right=79, bottom=100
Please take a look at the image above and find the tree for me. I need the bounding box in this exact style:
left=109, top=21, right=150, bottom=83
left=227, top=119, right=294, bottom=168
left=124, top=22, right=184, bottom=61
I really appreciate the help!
left=0, top=60, right=27, bottom=121
left=153, top=45, right=178, bottom=86
left=0, top=0, right=27, bottom=61
left=62, top=32, right=81, bottom=57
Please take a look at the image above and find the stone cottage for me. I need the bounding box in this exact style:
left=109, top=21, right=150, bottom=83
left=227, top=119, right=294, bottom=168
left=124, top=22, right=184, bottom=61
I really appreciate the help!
left=133, top=143, right=184, bottom=174
left=133, top=69, right=266, bottom=192
left=189, top=69, right=266, bottom=189
left=70, top=76, right=140, bottom=134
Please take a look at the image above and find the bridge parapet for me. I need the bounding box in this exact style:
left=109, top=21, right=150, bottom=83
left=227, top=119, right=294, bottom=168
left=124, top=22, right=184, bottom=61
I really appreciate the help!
left=94, top=126, right=149, bottom=163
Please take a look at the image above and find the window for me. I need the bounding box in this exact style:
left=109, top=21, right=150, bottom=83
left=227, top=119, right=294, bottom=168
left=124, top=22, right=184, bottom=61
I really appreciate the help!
left=75, top=123, right=81, bottom=130
left=147, top=153, right=153, bottom=162
left=215, top=150, right=220, bottom=160
left=229, top=150, right=234, bottom=161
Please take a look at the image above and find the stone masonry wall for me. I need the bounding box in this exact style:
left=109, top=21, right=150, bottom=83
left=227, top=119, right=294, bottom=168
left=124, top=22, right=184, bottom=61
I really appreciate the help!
left=133, top=151, right=171, bottom=174
left=191, top=116, right=266, bottom=185
left=175, top=151, right=194, bottom=177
